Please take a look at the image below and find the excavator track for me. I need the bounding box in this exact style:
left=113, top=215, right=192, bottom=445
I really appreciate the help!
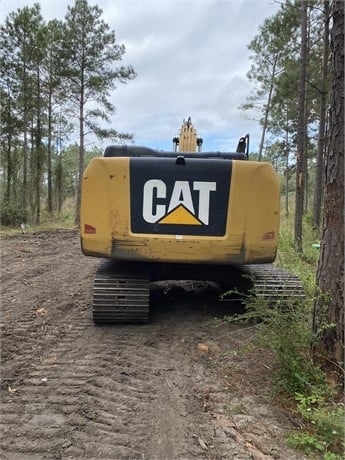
left=93, top=260, right=150, bottom=324
left=240, top=264, right=305, bottom=304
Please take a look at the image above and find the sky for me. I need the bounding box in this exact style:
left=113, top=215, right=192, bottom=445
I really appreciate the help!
left=0, top=0, right=281, bottom=153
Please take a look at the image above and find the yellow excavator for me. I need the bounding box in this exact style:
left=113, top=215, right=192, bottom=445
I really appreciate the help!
left=80, top=118, right=303, bottom=323
left=173, top=116, right=203, bottom=152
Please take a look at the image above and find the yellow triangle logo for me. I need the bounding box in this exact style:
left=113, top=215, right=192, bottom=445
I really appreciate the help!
left=158, top=204, right=203, bottom=225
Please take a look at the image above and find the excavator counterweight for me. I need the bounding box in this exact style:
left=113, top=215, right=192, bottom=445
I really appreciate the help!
left=80, top=119, right=304, bottom=323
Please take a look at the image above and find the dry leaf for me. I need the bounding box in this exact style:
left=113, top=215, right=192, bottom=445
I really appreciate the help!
left=197, top=343, right=209, bottom=352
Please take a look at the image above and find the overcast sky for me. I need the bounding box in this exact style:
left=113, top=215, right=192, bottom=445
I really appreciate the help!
left=1, top=0, right=281, bottom=152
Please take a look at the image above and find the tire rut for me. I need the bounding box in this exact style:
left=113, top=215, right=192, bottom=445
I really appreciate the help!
left=0, top=229, right=308, bottom=460
left=1, top=311, right=214, bottom=459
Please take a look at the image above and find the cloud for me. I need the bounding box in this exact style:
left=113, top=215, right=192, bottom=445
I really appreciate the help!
left=1, top=0, right=281, bottom=152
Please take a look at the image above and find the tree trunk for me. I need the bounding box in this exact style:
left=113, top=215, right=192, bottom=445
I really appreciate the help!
left=57, top=114, right=63, bottom=215
left=47, top=90, right=53, bottom=214
left=22, top=63, right=29, bottom=224
left=258, top=57, right=277, bottom=161
left=4, top=92, right=13, bottom=203
left=35, top=65, right=42, bottom=225
left=75, top=90, right=84, bottom=226
left=313, top=0, right=344, bottom=377
left=312, top=0, right=330, bottom=232
left=294, top=0, right=309, bottom=253
left=284, top=107, right=289, bottom=216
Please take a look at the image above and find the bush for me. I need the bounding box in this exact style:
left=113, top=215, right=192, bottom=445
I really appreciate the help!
left=288, top=392, right=344, bottom=458
left=226, top=294, right=325, bottom=395
left=0, top=201, right=26, bottom=227
left=224, top=293, right=344, bottom=458
left=222, top=212, right=344, bottom=459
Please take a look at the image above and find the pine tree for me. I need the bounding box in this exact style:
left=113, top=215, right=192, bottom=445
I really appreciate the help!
left=312, top=0, right=331, bottom=231
left=43, top=19, right=65, bottom=215
left=294, top=0, right=309, bottom=253
left=0, top=4, right=46, bottom=223
left=60, top=0, right=136, bottom=224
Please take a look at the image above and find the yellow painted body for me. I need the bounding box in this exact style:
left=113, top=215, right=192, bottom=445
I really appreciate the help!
left=80, top=156, right=280, bottom=265
left=178, top=118, right=198, bottom=152
left=174, top=117, right=203, bottom=152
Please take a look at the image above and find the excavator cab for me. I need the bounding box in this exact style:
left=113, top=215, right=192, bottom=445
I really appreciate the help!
left=236, top=134, right=250, bottom=157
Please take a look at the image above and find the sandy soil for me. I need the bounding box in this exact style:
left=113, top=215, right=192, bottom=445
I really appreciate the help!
left=0, top=229, right=307, bottom=460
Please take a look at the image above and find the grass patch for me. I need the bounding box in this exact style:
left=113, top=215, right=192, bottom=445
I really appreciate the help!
left=223, top=213, right=344, bottom=459
left=0, top=203, right=77, bottom=235
left=277, top=213, right=320, bottom=297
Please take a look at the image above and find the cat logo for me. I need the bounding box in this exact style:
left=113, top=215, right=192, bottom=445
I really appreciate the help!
left=130, top=157, right=231, bottom=236
left=142, top=180, right=216, bottom=225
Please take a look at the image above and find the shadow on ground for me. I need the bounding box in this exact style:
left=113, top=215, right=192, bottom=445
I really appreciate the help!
left=149, top=280, right=245, bottom=323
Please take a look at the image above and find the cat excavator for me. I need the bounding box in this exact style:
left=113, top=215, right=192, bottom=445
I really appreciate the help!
left=80, top=118, right=304, bottom=323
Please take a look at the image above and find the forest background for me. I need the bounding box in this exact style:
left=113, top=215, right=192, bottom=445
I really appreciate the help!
left=0, top=0, right=338, bottom=233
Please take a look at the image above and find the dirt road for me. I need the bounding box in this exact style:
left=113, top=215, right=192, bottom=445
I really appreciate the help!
left=0, top=229, right=306, bottom=460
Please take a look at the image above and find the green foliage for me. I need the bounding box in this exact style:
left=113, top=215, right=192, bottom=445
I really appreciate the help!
left=0, top=0, right=135, bottom=226
left=60, top=0, right=136, bottom=143
left=224, top=293, right=344, bottom=458
left=0, top=198, right=76, bottom=233
left=38, top=203, right=76, bottom=230
left=277, top=212, right=320, bottom=296
left=223, top=213, right=344, bottom=458
left=288, top=392, right=344, bottom=458
left=0, top=200, right=26, bottom=227
left=227, top=294, right=325, bottom=395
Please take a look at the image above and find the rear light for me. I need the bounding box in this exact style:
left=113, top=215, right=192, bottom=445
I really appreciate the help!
left=262, top=231, right=275, bottom=240
left=84, top=224, right=96, bottom=234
